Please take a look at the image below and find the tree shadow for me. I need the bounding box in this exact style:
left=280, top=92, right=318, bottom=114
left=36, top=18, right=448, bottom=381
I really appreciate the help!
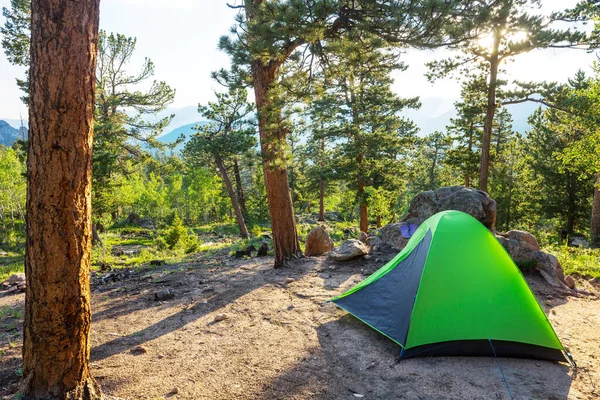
left=91, top=256, right=314, bottom=362
left=257, top=316, right=574, bottom=399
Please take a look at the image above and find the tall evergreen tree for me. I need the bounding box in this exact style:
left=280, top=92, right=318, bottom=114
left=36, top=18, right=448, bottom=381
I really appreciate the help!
left=427, top=0, right=591, bottom=192
left=183, top=88, right=256, bottom=238
left=218, top=0, right=489, bottom=267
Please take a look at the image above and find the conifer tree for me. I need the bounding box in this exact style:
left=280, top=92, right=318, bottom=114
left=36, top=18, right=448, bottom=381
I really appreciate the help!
left=427, top=0, right=591, bottom=192
left=183, top=88, right=256, bottom=238
left=218, top=0, right=489, bottom=266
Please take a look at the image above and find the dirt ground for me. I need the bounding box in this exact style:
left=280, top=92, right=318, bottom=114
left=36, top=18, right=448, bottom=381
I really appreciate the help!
left=1, top=248, right=599, bottom=400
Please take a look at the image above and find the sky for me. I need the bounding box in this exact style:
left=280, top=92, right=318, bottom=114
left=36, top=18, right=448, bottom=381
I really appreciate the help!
left=0, top=0, right=598, bottom=124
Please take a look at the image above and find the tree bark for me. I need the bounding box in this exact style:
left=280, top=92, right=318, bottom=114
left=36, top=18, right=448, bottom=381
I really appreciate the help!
left=233, top=158, right=248, bottom=220
left=591, top=174, right=600, bottom=248
left=479, top=29, right=501, bottom=193
left=23, top=0, right=101, bottom=398
left=215, top=155, right=249, bottom=239
left=318, top=179, right=325, bottom=222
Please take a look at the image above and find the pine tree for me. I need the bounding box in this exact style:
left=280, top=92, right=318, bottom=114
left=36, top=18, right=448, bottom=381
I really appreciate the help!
left=183, top=88, right=256, bottom=238
left=427, top=0, right=591, bottom=192
left=23, top=0, right=101, bottom=397
left=218, top=0, right=490, bottom=266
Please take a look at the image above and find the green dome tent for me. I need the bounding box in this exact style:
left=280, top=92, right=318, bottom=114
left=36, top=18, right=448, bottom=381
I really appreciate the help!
left=331, top=210, right=566, bottom=362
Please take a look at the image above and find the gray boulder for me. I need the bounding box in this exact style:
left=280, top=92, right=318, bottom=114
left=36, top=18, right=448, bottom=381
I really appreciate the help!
left=358, top=231, right=368, bottom=243
left=329, top=239, right=369, bottom=261
left=379, top=223, right=409, bottom=251
left=305, top=226, right=334, bottom=256
left=404, top=186, right=497, bottom=230
left=495, top=230, right=567, bottom=288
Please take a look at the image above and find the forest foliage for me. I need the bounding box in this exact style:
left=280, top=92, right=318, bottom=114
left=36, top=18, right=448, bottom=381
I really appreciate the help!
left=1, top=0, right=600, bottom=274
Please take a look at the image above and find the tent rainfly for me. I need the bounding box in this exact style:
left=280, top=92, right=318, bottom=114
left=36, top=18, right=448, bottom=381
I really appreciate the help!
left=331, top=210, right=567, bottom=362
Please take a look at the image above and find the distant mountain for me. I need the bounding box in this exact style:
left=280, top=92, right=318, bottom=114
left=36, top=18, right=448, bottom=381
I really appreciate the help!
left=404, top=96, right=543, bottom=136
left=0, top=120, right=27, bottom=147
left=156, top=121, right=210, bottom=152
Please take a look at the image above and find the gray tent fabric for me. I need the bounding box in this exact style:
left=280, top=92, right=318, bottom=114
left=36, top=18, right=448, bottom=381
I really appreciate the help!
left=333, top=230, right=432, bottom=346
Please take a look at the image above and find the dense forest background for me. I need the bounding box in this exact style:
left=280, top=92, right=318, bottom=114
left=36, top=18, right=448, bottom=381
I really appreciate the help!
left=0, top=0, right=599, bottom=276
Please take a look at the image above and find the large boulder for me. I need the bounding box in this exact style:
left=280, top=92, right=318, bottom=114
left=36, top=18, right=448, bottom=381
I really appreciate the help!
left=329, top=239, right=369, bottom=261
left=403, top=186, right=497, bottom=230
left=495, top=230, right=567, bottom=288
left=379, top=223, right=409, bottom=251
left=305, top=226, right=334, bottom=256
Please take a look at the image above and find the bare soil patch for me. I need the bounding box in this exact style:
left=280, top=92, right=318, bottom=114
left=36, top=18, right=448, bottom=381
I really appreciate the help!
left=1, top=249, right=599, bottom=399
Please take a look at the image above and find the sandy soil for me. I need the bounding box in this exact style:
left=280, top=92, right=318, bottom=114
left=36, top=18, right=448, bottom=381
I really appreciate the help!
left=1, top=249, right=599, bottom=400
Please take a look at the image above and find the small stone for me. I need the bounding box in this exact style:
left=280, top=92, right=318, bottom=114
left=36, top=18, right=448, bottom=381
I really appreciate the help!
left=209, top=367, right=217, bottom=373
left=168, top=387, right=179, bottom=395
left=284, top=278, right=295, bottom=284
left=8, top=273, right=25, bottom=285
left=328, top=265, right=336, bottom=270
left=364, top=255, right=372, bottom=260
left=150, top=259, right=165, bottom=266
left=287, top=304, right=295, bottom=311
left=6, top=286, right=19, bottom=294
left=213, top=313, right=227, bottom=323
left=545, top=300, right=552, bottom=306
left=130, top=345, right=148, bottom=355
left=154, top=289, right=174, bottom=301
left=366, top=362, right=376, bottom=370
left=535, top=362, right=541, bottom=367
left=564, top=275, right=576, bottom=289
left=17, top=283, right=26, bottom=293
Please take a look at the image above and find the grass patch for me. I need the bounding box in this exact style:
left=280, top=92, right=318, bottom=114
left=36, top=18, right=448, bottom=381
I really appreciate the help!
left=545, top=244, right=600, bottom=278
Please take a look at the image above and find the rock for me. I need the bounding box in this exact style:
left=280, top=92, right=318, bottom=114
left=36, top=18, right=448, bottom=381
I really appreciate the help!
left=329, top=239, right=369, bottom=261
left=150, top=259, right=164, bottom=266
left=366, top=236, right=383, bottom=248
left=305, top=226, right=334, bottom=257
left=234, top=244, right=255, bottom=258
left=213, top=313, right=227, bottom=323
left=154, top=289, right=174, bottom=301
left=564, top=275, right=576, bottom=289
left=168, top=387, right=179, bottom=396
left=5, top=285, right=19, bottom=294
left=257, top=241, right=269, bottom=257
left=403, top=186, right=497, bottom=230
left=284, top=278, right=295, bottom=284
left=364, top=255, right=372, bottom=260
left=130, top=345, right=148, bottom=355
left=495, top=230, right=567, bottom=288
left=568, top=236, right=589, bottom=248
left=17, top=283, right=26, bottom=293
left=546, top=300, right=553, bottom=306
left=0, top=250, right=8, bottom=256
left=379, top=223, right=409, bottom=251
left=7, top=273, right=25, bottom=285
left=358, top=231, right=368, bottom=243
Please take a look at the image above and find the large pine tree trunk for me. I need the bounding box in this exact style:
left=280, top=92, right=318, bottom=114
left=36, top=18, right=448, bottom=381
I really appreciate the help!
left=318, top=179, right=325, bottom=222
left=23, top=0, right=101, bottom=398
left=591, top=174, right=600, bottom=248
left=479, top=31, right=501, bottom=193
left=251, top=63, right=301, bottom=267
left=215, top=155, right=249, bottom=239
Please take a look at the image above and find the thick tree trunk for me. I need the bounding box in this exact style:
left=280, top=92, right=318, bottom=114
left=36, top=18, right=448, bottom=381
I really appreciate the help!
left=479, top=31, right=501, bottom=193
left=23, top=0, right=101, bottom=398
left=250, top=63, right=301, bottom=266
left=591, top=174, right=600, bottom=248
left=233, top=158, right=248, bottom=220
left=215, top=156, right=249, bottom=239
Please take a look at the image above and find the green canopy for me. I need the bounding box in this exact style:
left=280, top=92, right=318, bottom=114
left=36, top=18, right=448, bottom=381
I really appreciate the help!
left=332, top=210, right=565, bottom=361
